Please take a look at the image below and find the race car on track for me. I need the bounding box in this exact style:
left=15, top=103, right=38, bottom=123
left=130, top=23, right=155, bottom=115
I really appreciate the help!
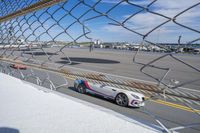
left=74, top=79, right=145, bottom=107
left=10, top=63, right=27, bottom=70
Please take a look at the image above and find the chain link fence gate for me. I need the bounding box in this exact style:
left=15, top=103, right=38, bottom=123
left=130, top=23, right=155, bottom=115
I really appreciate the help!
left=0, top=0, right=200, bottom=132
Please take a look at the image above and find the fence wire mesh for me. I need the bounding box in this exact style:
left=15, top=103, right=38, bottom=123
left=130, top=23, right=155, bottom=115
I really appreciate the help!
left=0, top=0, right=200, bottom=132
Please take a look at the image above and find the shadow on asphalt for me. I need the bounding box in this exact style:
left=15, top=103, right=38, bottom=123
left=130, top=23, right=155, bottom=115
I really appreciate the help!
left=24, top=52, right=58, bottom=56
left=61, top=57, right=120, bottom=64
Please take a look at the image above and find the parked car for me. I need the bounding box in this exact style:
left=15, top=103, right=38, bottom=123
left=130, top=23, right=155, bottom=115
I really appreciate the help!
left=74, top=79, right=145, bottom=107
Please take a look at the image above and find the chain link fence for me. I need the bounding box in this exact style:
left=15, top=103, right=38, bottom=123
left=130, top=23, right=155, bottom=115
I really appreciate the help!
left=0, top=0, right=200, bottom=132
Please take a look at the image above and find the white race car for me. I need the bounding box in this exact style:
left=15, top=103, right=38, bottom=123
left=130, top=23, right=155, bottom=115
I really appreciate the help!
left=74, top=79, right=145, bottom=107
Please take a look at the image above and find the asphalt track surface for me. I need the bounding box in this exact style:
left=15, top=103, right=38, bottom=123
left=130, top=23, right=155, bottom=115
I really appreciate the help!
left=1, top=60, right=200, bottom=133
left=4, top=47, right=199, bottom=90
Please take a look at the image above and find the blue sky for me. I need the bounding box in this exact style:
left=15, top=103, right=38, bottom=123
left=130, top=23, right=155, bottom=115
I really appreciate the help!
left=2, top=0, right=200, bottom=44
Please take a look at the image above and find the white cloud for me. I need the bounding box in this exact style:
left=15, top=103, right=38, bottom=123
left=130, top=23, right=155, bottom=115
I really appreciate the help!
left=152, top=0, right=199, bottom=10
left=102, top=0, right=200, bottom=42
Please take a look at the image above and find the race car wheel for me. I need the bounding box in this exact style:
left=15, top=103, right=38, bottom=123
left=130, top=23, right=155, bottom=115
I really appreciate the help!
left=77, top=84, right=86, bottom=94
left=115, top=93, right=128, bottom=107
